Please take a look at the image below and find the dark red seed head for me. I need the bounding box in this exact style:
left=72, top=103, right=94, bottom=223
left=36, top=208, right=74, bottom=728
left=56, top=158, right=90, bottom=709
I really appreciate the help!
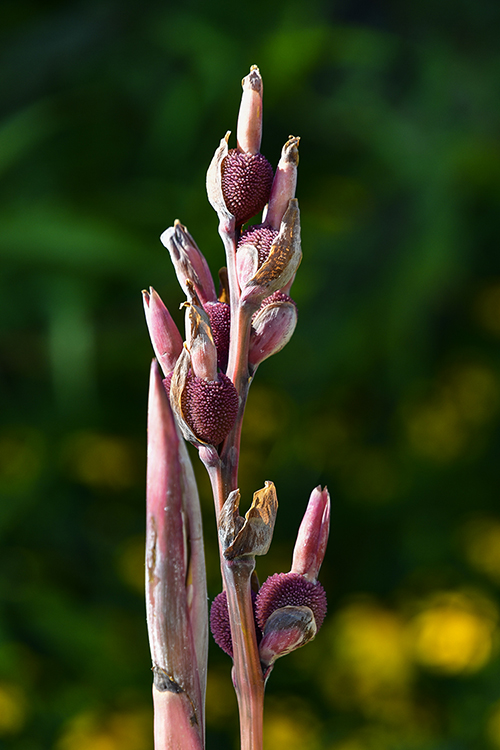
left=210, top=590, right=261, bottom=658
left=221, top=150, right=274, bottom=226
left=256, top=572, right=327, bottom=632
left=181, top=372, right=238, bottom=445
left=204, top=301, right=230, bottom=373
left=258, top=290, right=296, bottom=309
left=238, top=224, right=279, bottom=266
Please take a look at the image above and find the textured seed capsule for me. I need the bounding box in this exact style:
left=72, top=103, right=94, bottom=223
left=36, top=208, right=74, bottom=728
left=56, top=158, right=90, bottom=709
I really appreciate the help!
left=221, top=150, right=274, bottom=226
left=256, top=572, right=327, bottom=632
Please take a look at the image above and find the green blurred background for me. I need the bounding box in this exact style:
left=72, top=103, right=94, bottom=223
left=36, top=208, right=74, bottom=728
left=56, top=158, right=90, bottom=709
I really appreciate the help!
left=1, top=0, right=500, bottom=748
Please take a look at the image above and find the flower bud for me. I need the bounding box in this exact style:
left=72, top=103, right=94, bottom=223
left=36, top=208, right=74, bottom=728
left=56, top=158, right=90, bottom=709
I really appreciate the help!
left=167, top=306, right=239, bottom=447
left=184, top=293, right=218, bottom=382
left=206, top=66, right=274, bottom=227
left=160, top=220, right=217, bottom=306
left=291, top=486, right=330, bottom=582
left=142, top=287, right=183, bottom=377
left=258, top=605, right=316, bottom=667
left=237, top=65, right=263, bottom=155
left=248, top=291, right=297, bottom=367
left=264, top=136, right=300, bottom=229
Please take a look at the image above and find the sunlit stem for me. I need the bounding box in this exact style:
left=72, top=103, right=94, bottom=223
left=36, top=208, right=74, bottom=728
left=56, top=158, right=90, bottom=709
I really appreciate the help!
left=153, top=687, right=204, bottom=750
left=202, top=219, right=265, bottom=750
left=223, top=559, right=264, bottom=750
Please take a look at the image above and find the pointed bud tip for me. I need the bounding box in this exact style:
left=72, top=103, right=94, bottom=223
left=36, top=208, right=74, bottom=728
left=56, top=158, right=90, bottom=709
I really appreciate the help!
left=282, top=136, right=300, bottom=167
left=243, top=65, right=262, bottom=92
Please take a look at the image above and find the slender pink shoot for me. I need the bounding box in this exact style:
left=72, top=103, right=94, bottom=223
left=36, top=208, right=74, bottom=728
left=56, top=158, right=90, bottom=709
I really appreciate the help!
left=143, top=288, right=183, bottom=377
left=237, top=65, right=263, bottom=155
left=146, top=359, right=204, bottom=747
left=291, top=486, right=330, bottom=582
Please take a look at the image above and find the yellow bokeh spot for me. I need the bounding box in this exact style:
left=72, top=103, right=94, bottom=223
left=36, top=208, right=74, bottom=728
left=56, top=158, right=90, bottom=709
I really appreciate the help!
left=264, top=699, right=319, bottom=750
left=333, top=601, right=412, bottom=685
left=62, top=431, right=138, bottom=490
left=57, top=708, right=151, bottom=750
left=325, top=601, right=413, bottom=721
left=462, top=518, right=500, bottom=584
left=205, top=669, right=237, bottom=726
left=446, top=364, right=499, bottom=425
left=0, top=683, right=26, bottom=734
left=409, top=591, right=497, bottom=674
left=404, top=362, right=498, bottom=462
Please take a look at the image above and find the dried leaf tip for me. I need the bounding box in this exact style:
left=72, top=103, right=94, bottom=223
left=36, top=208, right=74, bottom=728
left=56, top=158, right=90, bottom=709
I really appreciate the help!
left=219, top=481, right=278, bottom=560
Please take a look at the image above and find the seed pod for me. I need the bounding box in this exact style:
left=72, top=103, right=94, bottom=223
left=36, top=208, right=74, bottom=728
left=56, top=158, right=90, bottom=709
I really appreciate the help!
left=255, top=572, right=327, bottom=633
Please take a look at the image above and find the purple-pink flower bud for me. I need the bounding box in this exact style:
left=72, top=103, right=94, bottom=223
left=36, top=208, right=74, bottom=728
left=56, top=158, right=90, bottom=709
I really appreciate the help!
left=264, top=136, right=300, bottom=230
left=142, top=287, right=183, bottom=377
left=258, top=605, right=317, bottom=667
left=207, top=66, right=274, bottom=227
left=291, top=486, right=330, bottom=582
left=160, top=220, right=217, bottom=306
left=248, top=291, right=298, bottom=368
left=184, top=298, right=218, bottom=382
left=237, top=65, right=264, bottom=155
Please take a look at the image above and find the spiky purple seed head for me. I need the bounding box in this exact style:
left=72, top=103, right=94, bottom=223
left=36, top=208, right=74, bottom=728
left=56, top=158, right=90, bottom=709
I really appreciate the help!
left=203, top=301, right=230, bottom=373
left=256, top=572, right=327, bottom=632
left=210, top=590, right=261, bottom=658
left=256, top=290, right=296, bottom=312
left=238, top=224, right=279, bottom=267
left=221, top=150, right=274, bottom=226
left=164, top=371, right=238, bottom=446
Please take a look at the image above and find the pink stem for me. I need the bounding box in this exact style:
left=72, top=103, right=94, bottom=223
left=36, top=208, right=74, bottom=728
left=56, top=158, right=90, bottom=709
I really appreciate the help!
left=153, top=687, right=204, bottom=750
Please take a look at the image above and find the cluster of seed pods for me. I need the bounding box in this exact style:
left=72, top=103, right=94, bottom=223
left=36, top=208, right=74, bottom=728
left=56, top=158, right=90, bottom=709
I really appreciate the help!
left=144, top=65, right=329, bottom=688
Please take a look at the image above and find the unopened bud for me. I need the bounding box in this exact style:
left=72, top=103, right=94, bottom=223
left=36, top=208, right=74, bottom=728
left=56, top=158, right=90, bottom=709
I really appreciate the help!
left=160, top=221, right=217, bottom=305
left=142, top=288, right=183, bottom=377
left=237, top=65, right=263, bottom=155
left=264, top=136, right=300, bottom=229
left=206, top=66, right=274, bottom=227
left=291, top=486, right=330, bottom=582
left=258, top=605, right=316, bottom=667
left=184, top=294, right=218, bottom=382
left=249, top=291, right=297, bottom=367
